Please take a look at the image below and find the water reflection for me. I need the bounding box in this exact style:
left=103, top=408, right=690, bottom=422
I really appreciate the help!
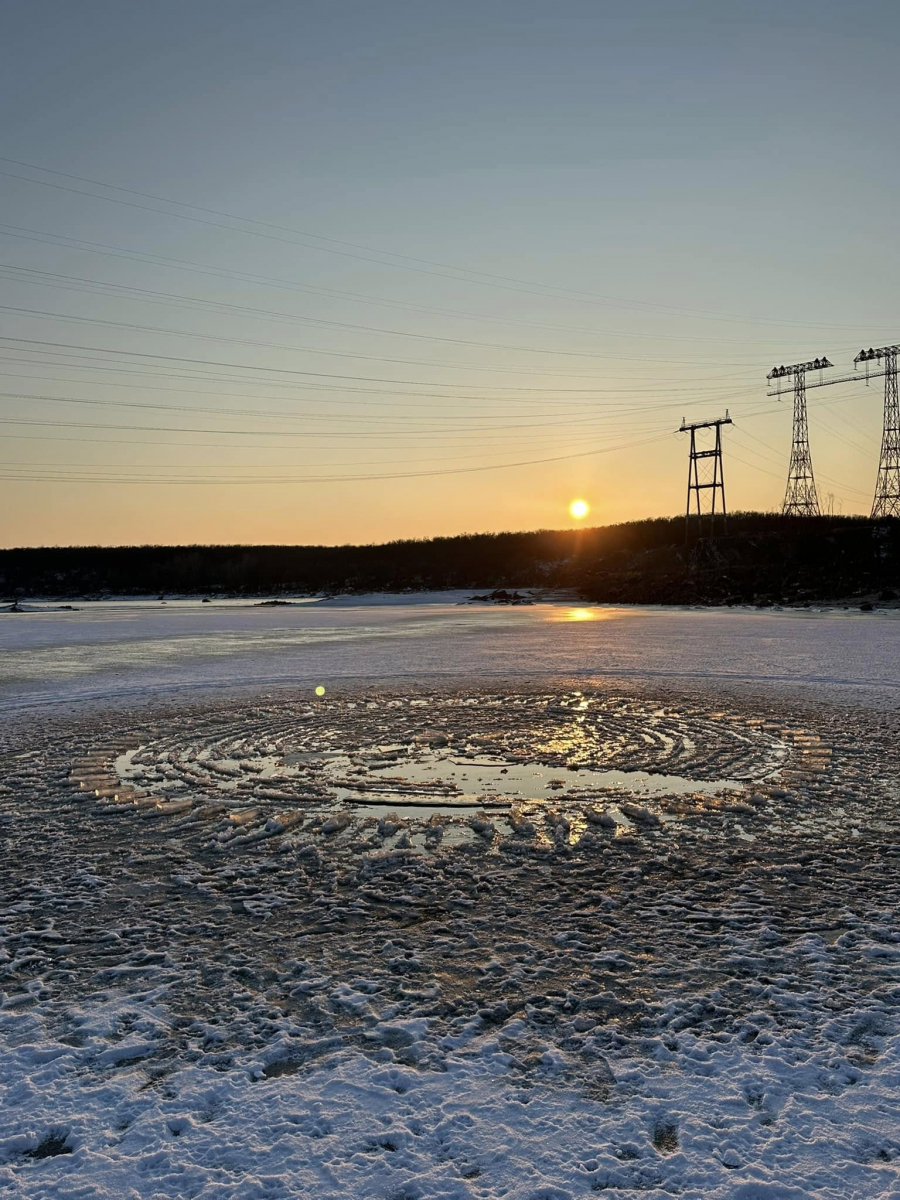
left=319, top=749, right=744, bottom=808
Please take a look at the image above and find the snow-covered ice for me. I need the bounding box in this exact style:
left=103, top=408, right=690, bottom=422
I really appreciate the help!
left=1, top=600, right=899, bottom=1197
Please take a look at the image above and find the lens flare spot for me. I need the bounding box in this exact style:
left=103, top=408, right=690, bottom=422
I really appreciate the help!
left=569, top=499, right=589, bottom=519
left=315, top=686, right=326, bottom=697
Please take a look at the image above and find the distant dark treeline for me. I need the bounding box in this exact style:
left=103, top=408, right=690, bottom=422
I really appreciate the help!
left=2, top=513, right=899, bottom=604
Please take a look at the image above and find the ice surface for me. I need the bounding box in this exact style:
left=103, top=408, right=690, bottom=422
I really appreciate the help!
left=2, top=597, right=899, bottom=710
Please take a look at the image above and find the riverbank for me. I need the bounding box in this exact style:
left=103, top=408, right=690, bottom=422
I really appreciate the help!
left=3, top=514, right=898, bottom=608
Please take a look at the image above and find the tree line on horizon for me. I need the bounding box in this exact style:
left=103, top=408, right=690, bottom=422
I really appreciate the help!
left=2, top=513, right=898, bottom=606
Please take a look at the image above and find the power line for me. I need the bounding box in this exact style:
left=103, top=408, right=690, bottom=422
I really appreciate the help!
left=814, top=412, right=876, bottom=459
left=0, top=334, right=765, bottom=390
left=0, top=222, right=665, bottom=346
left=0, top=413, right=676, bottom=450
left=5, top=268, right=757, bottom=363
left=0, top=301, right=660, bottom=368
left=0, top=304, right=764, bottom=371
left=730, top=428, right=871, bottom=499
left=0, top=355, right=762, bottom=402
left=0, top=435, right=659, bottom=469
left=3, top=166, right=733, bottom=325
left=2, top=426, right=662, bottom=454
left=0, top=429, right=672, bottom=485
left=0, top=372, right=762, bottom=419
left=0, top=392, right=677, bottom=434
left=0, top=226, right=852, bottom=358
left=2, top=157, right=894, bottom=333
left=0, top=261, right=827, bottom=352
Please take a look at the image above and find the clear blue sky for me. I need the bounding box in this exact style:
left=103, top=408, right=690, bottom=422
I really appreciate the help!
left=2, top=0, right=898, bottom=545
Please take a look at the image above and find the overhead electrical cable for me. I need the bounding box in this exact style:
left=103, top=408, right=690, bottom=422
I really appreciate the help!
left=0, top=429, right=672, bottom=485
left=1, top=158, right=894, bottom=332
left=0, top=413, right=676, bottom=445
left=0, top=355, right=763, bottom=402
left=0, top=308, right=765, bottom=370
left=0, top=385, right=759, bottom=427
left=0, top=392, right=679, bottom=434
left=0, top=335, right=766, bottom=386
left=3, top=426, right=663, bottom=454
left=0, top=371, right=762, bottom=415
left=0, top=262, right=828, bottom=351
left=0, top=226, right=853, bottom=357
left=729, top=428, right=871, bottom=499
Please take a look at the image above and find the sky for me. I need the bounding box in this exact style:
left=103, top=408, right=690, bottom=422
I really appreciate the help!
left=1, top=0, right=899, bottom=547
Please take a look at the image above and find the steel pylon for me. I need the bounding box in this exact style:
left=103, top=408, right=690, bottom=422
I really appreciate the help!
left=679, top=413, right=732, bottom=540
left=782, top=368, right=820, bottom=516
left=871, top=346, right=900, bottom=519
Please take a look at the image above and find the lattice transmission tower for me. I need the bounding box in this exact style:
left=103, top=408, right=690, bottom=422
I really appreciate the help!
left=766, top=357, right=832, bottom=516
left=856, top=346, right=900, bottom=518
left=679, top=413, right=732, bottom=540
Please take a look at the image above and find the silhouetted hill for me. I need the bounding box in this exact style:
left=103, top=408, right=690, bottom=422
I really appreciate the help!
left=2, top=513, right=898, bottom=605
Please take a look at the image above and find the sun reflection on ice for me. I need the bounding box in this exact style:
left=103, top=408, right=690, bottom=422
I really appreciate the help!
left=568, top=608, right=594, bottom=622
left=549, top=607, right=615, bottom=623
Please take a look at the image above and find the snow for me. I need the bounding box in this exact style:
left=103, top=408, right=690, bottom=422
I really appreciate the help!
left=1, top=602, right=899, bottom=1197
left=2, top=989, right=898, bottom=1199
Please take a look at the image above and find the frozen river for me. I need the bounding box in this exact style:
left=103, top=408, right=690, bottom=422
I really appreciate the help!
left=2, top=596, right=900, bottom=1198
left=2, top=593, right=899, bottom=709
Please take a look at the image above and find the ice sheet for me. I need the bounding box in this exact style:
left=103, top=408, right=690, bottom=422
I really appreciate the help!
left=2, top=598, right=899, bottom=710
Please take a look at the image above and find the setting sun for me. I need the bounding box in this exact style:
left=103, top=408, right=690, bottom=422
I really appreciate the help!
left=569, top=499, right=589, bottom=520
